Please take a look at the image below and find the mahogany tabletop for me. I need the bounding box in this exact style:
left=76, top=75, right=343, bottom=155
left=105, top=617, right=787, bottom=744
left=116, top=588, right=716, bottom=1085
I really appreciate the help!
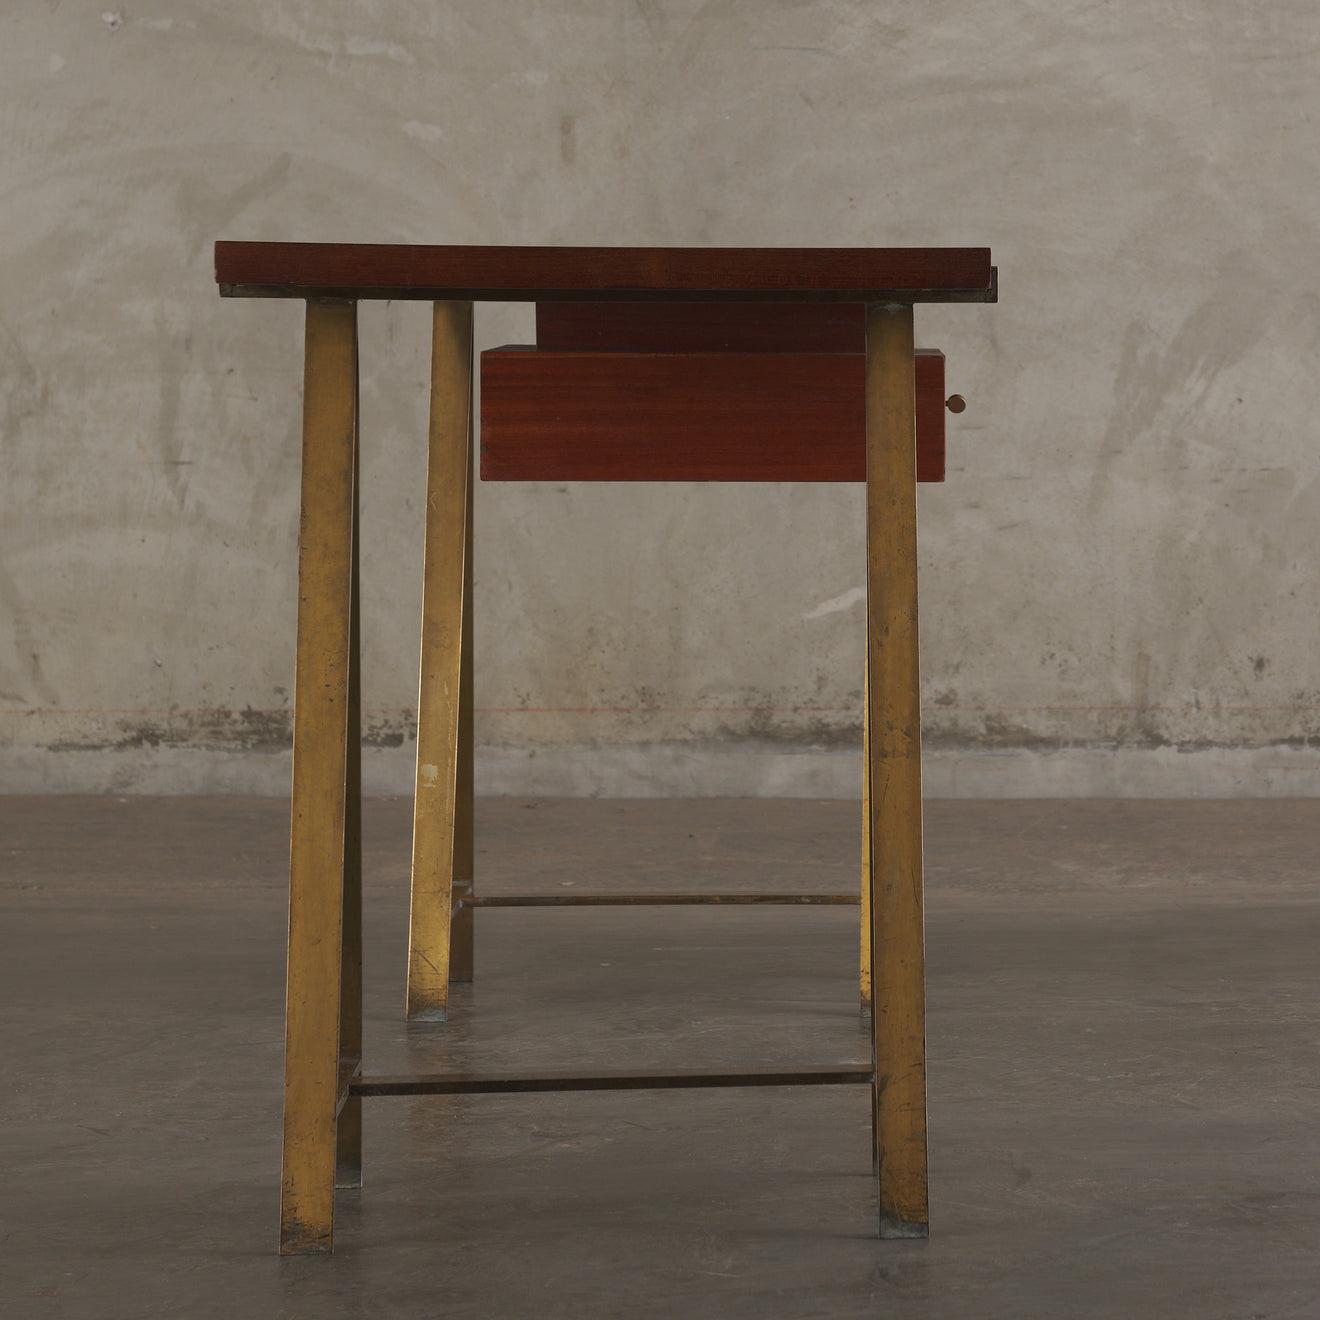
left=214, top=242, right=995, bottom=304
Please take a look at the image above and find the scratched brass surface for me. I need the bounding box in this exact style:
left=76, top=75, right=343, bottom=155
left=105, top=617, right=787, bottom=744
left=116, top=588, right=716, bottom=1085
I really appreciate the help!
left=280, top=299, right=358, bottom=1255
left=406, top=301, right=474, bottom=1020
left=334, top=341, right=364, bottom=1194
left=864, top=303, right=929, bottom=1238
left=449, top=383, right=476, bottom=985
left=860, top=660, right=872, bottom=1012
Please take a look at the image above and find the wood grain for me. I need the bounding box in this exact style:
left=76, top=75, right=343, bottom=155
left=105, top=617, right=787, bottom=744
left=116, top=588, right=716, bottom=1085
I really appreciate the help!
left=215, top=242, right=995, bottom=303
left=536, top=301, right=866, bottom=352
left=480, top=349, right=946, bottom=482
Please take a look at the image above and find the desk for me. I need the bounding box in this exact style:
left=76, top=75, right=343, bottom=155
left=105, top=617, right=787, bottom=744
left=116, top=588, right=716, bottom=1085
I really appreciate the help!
left=215, top=242, right=997, bottom=1254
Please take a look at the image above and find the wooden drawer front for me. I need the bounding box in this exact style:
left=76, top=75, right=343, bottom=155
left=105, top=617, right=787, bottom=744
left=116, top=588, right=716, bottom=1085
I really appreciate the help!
left=536, top=301, right=866, bottom=353
left=480, top=348, right=945, bottom=482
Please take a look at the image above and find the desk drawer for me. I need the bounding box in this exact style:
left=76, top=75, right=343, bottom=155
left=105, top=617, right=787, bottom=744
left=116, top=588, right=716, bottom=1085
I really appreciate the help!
left=480, top=347, right=946, bottom=482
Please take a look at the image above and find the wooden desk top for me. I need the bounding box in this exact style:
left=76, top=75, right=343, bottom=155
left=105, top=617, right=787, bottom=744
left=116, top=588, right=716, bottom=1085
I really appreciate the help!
left=214, top=242, right=995, bottom=303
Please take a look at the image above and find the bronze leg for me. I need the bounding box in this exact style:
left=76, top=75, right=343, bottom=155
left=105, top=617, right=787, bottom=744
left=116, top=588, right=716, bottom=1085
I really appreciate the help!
left=407, top=301, right=475, bottom=1020
left=864, top=302, right=929, bottom=1239
left=335, top=334, right=364, bottom=1192
left=861, top=657, right=872, bottom=1015
left=280, top=298, right=359, bottom=1254
left=449, top=421, right=476, bottom=983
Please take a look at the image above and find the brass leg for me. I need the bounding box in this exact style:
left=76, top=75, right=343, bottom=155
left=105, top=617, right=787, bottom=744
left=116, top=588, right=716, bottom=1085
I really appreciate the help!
left=449, top=422, right=476, bottom=983
left=336, top=338, right=364, bottom=1191
left=860, top=656, right=872, bottom=1016
left=280, top=299, right=359, bottom=1255
left=862, top=654, right=875, bottom=1173
left=406, top=300, right=474, bottom=1020
left=864, top=302, right=929, bottom=1240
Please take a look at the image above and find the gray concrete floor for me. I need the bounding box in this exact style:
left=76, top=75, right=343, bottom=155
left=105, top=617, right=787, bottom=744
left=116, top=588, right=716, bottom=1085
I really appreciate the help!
left=2, top=796, right=1318, bottom=1319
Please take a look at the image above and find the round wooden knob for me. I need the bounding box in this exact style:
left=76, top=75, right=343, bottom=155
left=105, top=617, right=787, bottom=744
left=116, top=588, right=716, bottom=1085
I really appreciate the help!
left=945, top=394, right=966, bottom=414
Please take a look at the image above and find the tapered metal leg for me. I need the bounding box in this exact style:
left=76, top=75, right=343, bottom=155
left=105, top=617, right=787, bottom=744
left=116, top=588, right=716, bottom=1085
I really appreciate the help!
left=862, top=654, right=875, bottom=1173
left=864, top=302, right=929, bottom=1240
left=280, top=298, right=358, bottom=1255
left=335, top=343, right=364, bottom=1192
left=407, top=301, right=475, bottom=1020
left=449, top=426, right=476, bottom=983
left=861, top=657, right=872, bottom=1015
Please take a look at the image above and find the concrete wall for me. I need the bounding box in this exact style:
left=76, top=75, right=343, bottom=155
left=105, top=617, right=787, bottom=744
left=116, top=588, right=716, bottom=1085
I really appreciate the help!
left=3, top=2, right=1319, bottom=797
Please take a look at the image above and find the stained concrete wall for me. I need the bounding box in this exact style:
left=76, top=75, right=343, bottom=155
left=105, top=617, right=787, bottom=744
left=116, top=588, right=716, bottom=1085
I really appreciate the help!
left=3, top=2, right=1319, bottom=797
